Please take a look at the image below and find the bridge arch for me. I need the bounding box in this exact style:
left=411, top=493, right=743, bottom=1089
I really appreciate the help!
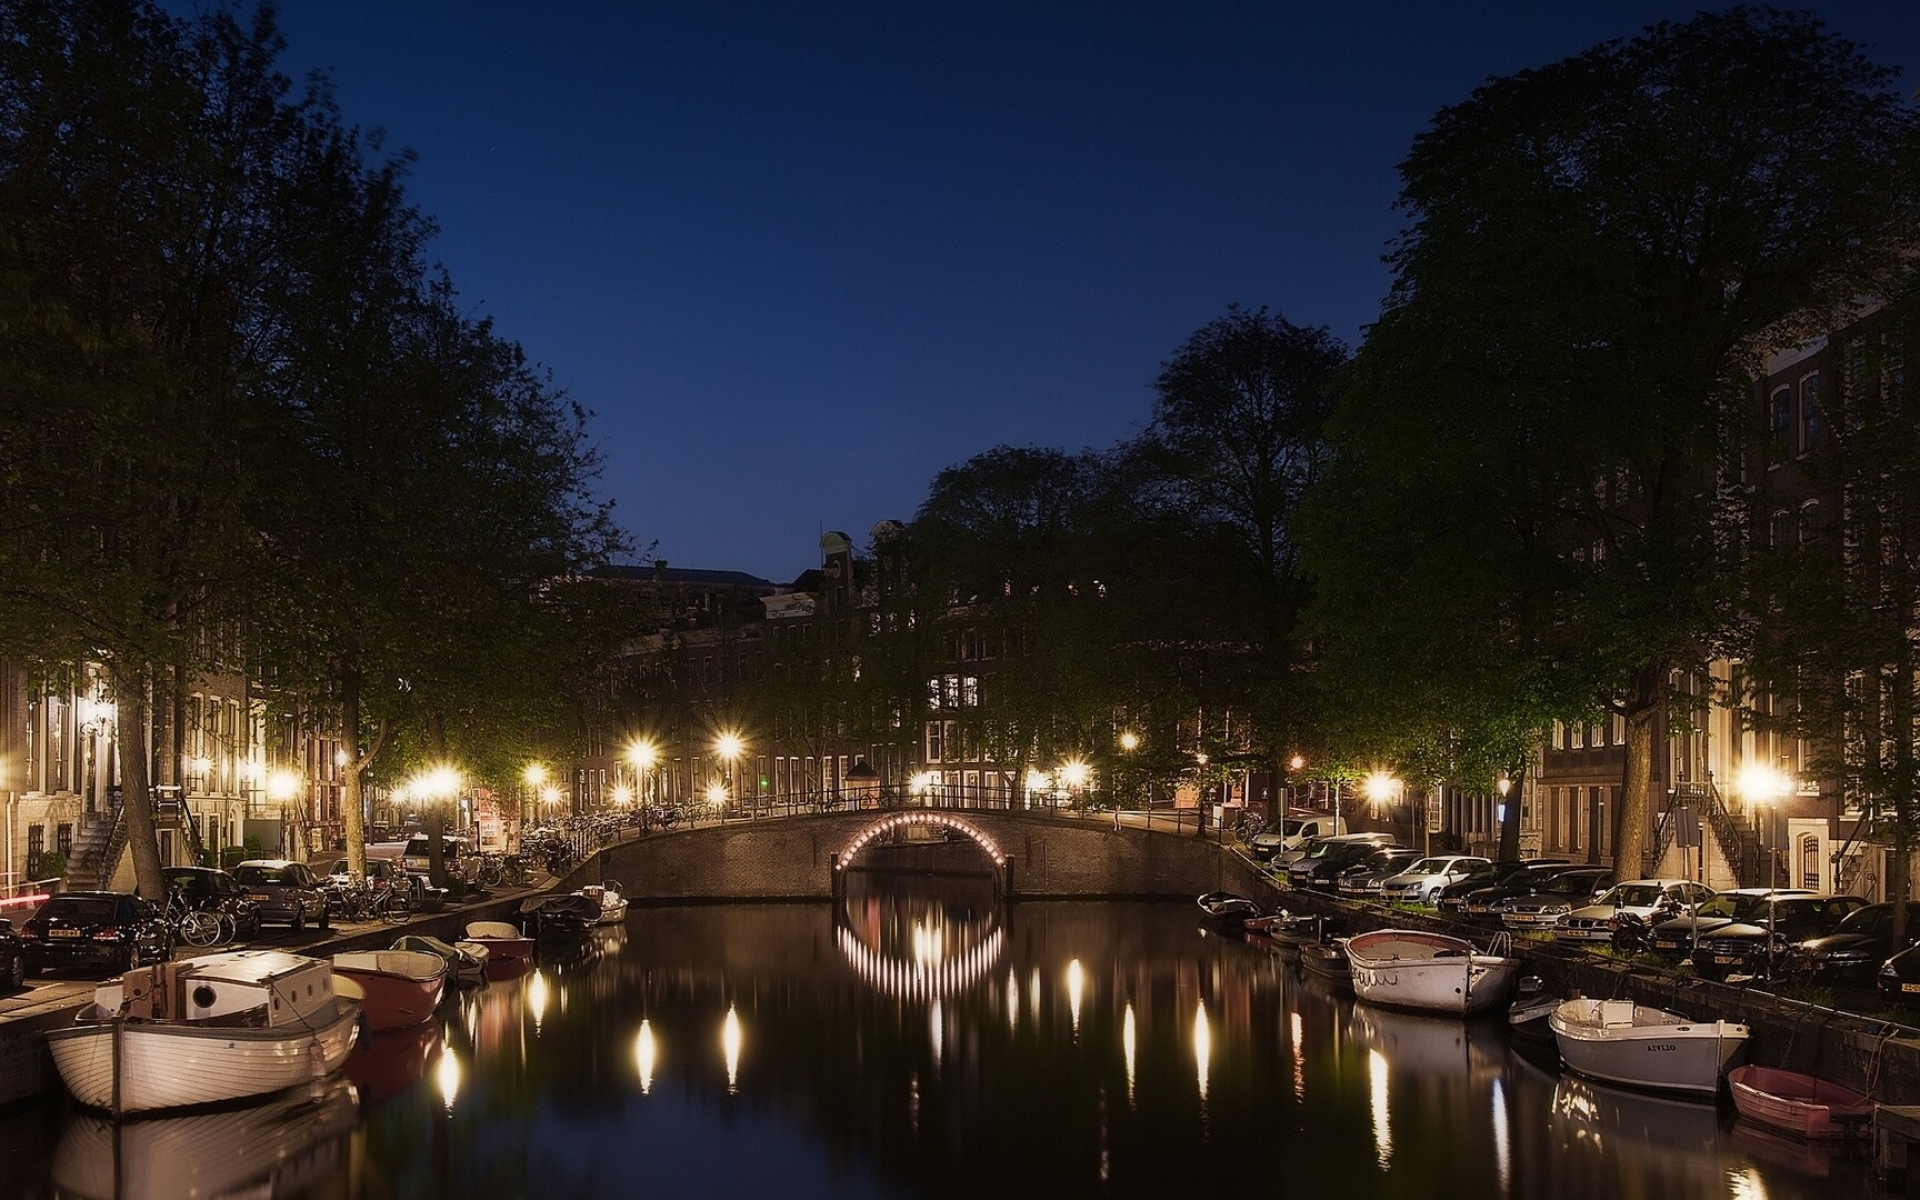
left=831, top=810, right=1009, bottom=900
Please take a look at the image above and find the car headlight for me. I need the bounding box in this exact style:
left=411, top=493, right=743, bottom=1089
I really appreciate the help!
left=1544, top=904, right=1569, bottom=916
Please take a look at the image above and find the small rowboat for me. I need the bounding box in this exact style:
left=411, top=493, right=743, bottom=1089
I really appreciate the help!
left=1728, top=1065, right=1874, bottom=1139
left=1197, top=891, right=1265, bottom=933
left=1298, top=939, right=1354, bottom=993
left=332, top=949, right=448, bottom=1031
left=464, top=920, right=536, bottom=962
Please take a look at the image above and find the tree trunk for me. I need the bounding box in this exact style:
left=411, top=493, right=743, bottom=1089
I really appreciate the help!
left=425, top=710, right=447, bottom=891
left=341, top=673, right=367, bottom=881
left=114, top=672, right=167, bottom=901
left=1498, top=756, right=1526, bottom=861
left=1892, top=648, right=1915, bottom=948
left=1615, top=664, right=1665, bottom=883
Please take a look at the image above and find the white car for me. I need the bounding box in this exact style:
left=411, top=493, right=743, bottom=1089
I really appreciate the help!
left=1378, top=855, right=1490, bottom=904
left=1249, top=814, right=1346, bottom=863
left=1555, top=878, right=1717, bottom=945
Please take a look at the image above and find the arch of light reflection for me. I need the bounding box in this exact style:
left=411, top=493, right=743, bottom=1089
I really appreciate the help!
left=837, top=810, right=1008, bottom=871
left=837, top=922, right=1007, bottom=1002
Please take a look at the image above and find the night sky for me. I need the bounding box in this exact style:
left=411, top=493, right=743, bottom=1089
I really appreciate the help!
left=212, top=2, right=1919, bottom=583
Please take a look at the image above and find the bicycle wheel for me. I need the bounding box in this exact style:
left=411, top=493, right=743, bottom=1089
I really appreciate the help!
left=179, top=910, right=222, bottom=947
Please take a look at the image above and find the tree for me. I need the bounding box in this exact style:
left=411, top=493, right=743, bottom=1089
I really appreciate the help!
left=1133, top=306, right=1346, bottom=817
left=1320, top=7, right=1920, bottom=877
left=1744, top=299, right=1920, bottom=939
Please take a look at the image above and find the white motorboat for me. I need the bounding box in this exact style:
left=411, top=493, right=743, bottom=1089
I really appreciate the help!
left=1548, top=998, right=1748, bottom=1097
left=1345, top=928, right=1521, bottom=1017
left=579, top=881, right=628, bottom=926
left=45, top=950, right=360, bottom=1117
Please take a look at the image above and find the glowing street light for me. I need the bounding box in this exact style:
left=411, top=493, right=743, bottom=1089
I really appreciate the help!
left=265, top=768, right=302, bottom=803
left=627, top=740, right=658, bottom=771
left=1058, top=759, right=1091, bottom=791
left=523, top=762, right=548, bottom=787
left=611, top=784, right=634, bottom=807
left=1118, top=731, right=1140, bottom=753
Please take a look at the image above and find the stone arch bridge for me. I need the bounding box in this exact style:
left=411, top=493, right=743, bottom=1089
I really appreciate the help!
left=589, top=810, right=1256, bottom=903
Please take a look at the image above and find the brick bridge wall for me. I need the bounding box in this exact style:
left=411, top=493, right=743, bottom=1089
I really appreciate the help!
left=591, top=813, right=1246, bottom=901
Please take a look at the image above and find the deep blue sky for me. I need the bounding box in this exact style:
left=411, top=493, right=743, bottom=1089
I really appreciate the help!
left=225, top=2, right=1917, bottom=583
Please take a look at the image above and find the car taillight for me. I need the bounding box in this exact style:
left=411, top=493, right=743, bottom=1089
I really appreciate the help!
left=93, top=927, right=120, bottom=941
left=20, top=925, right=39, bottom=939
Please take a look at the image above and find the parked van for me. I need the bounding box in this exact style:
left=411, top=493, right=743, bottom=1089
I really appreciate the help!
left=1249, top=812, right=1347, bottom=863
left=400, top=834, right=471, bottom=879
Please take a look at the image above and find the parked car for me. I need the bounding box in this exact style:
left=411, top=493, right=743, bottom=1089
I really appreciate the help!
left=1494, top=868, right=1617, bottom=931
left=1378, top=855, right=1491, bottom=905
left=231, top=860, right=331, bottom=931
left=18, top=891, right=173, bottom=977
left=401, top=834, right=473, bottom=880
left=1691, top=894, right=1868, bottom=980
left=1284, top=833, right=1401, bottom=891
left=1335, top=848, right=1424, bottom=898
left=1643, top=888, right=1818, bottom=960
left=321, top=856, right=408, bottom=888
left=1249, top=812, right=1347, bottom=863
left=1458, top=864, right=1601, bottom=923
left=1554, top=878, right=1717, bottom=947
left=162, top=866, right=261, bottom=940
left=1790, top=903, right=1920, bottom=987
left=1435, top=859, right=1571, bottom=916
left=0, top=916, right=26, bottom=989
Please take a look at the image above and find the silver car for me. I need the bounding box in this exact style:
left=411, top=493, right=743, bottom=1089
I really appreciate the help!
left=1555, top=879, right=1716, bottom=945
left=231, top=860, right=330, bottom=931
left=1378, top=855, right=1490, bottom=905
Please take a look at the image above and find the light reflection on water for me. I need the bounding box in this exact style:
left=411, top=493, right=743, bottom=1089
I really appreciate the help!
left=0, top=874, right=1892, bottom=1200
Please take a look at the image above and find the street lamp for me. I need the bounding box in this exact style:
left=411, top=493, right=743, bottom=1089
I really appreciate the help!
left=1737, top=763, right=1793, bottom=887
left=1118, top=731, right=1140, bottom=753
left=1364, top=771, right=1415, bottom=852
left=411, top=764, right=462, bottom=890
left=714, top=732, right=744, bottom=810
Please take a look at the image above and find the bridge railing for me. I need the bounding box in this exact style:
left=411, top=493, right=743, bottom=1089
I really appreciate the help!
left=640, top=781, right=1208, bottom=836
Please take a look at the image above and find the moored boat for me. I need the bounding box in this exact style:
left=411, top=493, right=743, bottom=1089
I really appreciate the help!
left=1549, top=998, right=1748, bottom=1097
left=391, top=934, right=488, bottom=983
left=1298, top=938, right=1354, bottom=993
left=1346, top=928, right=1521, bottom=1017
left=463, top=920, right=536, bottom=961
left=1196, top=891, right=1265, bottom=933
left=1508, top=976, right=1558, bottom=1042
left=331, top=949, right=448, bottom=1031
left=521, top=894, right=600, bottom=942
left=45, top=950, right=360, bottom=1117
left=1727, top=1065, right=1874, bottom=1139
left=579, top=881, right=628, bottom=926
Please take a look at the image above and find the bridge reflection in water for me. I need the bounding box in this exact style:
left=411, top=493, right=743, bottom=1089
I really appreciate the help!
left=0, top=876, right=1889, bottom=1200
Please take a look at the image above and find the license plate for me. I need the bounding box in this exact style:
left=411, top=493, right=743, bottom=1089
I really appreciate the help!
left=1903, top=982, right=1920, bottom=994
left=49, top=928, right=80, bottom=938
left=1713, top=955, right=1740, bottom=965
left=248, top=893, right=271, bottom=902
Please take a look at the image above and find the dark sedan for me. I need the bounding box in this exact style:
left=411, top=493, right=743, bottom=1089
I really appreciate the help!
left=1792, top=904, right=1920, bottom=987
left=1691, top=895, right=1867, bottom=980
left=1335, top=849, right=1424, bottom=899
left=163, top=866, right=261, bottom=940
left=0, top=915, right=25, bottom=989
left=1645, top=888, right=1818, bottom=959
left=232, top=860, right=329, bottom=931
left=19, top=892, right=173, bottom=977
left=1436, top=859, right=1570, bottom=916
left=1458, top=864, right=1602, bottom=924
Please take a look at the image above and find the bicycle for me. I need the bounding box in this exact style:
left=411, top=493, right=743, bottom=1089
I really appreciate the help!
left=165, top=891, right=224, bottom=948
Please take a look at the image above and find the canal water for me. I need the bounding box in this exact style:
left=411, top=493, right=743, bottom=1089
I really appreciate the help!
left=0, top=874, right=1887, bottom=1199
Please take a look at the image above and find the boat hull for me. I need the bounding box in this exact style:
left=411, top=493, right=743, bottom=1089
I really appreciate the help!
left=1728, top=1065, right=1874, bottom=1139
left=331, top=965, right=445, bottom=1032
left=1550, top=1002, right=1746, bottom=1097
left=47, top=996, right=360, bottom=1117
left=1347, top=930, right=1521, bottom=1017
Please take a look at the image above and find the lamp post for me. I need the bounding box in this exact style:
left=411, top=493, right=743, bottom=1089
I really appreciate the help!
left=266, top=768, right=303, bottom=859
left=415, top=764, right=462, bottom=891
left=627, top=740, right=658, bottom=824
left=1737, top=763, right=1792, bottom=888
left=522, top=763, right=548, bottom=848
left=715, top=732, right=744, bottom=815
left=1365, top=771, right=1412, bottom=853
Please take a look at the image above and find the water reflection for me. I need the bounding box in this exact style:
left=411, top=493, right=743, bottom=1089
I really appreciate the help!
left=52, top=1079, right=358, bottom=1200
left=2, top=885, right=1895, bottom=1200
left=633, top=1019, right=657, bottom=1093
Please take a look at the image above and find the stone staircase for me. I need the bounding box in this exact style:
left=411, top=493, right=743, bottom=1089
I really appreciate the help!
left=64, top=805, right=125, bottom=891
left=1652, top=782, right=1765, bottom=890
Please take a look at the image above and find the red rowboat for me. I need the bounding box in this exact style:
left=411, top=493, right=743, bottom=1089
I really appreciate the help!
left=1728, top=1065, right=1874, bottom=1139
left=465, top=920, right=536, bottom=961
left=331, top=949, right=448, bottom=1032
